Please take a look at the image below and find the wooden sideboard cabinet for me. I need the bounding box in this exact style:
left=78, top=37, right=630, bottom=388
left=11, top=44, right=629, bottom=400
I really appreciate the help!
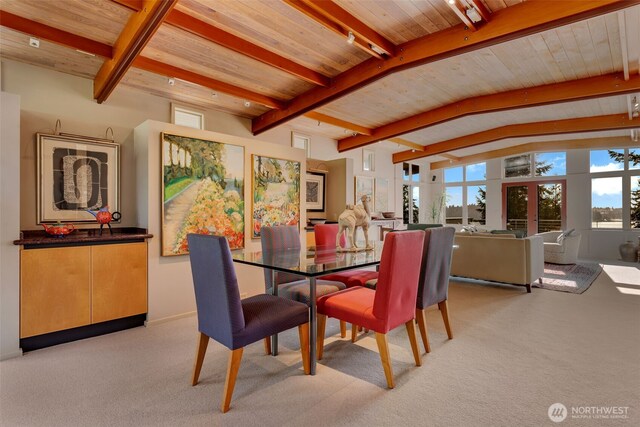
left=20, top=242, right=148, bottom=339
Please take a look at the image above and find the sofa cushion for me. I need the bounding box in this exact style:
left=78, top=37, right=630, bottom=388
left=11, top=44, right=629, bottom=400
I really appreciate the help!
left=491, top=229, right=526, bottom=238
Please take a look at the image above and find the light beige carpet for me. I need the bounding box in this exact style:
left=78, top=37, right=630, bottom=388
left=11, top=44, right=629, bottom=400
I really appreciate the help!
left=1, top=264, right=638, bottom=426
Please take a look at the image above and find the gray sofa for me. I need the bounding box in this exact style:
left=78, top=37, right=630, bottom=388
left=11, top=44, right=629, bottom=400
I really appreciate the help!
left=451, top=233, right=544, bottom=292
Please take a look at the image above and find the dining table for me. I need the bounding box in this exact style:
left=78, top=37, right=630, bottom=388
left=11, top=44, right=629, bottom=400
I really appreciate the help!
left=232, top=242, right=384, bottom=375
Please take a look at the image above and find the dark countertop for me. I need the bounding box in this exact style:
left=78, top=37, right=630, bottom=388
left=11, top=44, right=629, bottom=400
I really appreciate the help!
left=14, top=227, right=153, bottom=247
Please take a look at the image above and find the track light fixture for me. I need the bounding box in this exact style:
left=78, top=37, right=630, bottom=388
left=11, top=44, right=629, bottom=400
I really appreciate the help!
left=633, top=96, right=639, bottom=118
left=167, top=78, right=175, bottom=86
left=347, top=31, right=355, bottom=44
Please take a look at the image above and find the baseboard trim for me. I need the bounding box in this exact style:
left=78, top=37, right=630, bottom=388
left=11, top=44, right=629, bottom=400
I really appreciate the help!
left=20, top=314, right=146, bottom=352
left=144, top=311, right=196, bottom=327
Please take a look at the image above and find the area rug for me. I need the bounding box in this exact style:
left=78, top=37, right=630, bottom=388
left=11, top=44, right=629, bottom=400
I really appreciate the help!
left=534, top=262, right=603, bottom=294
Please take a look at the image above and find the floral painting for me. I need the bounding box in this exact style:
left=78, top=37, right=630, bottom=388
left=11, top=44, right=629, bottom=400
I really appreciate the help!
left=252, top=155, right=300, bottom=238
left=162, top=133, right=244, bottom=256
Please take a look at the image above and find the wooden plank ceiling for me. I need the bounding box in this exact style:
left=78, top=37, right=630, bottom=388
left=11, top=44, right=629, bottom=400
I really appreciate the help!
left=1, top=0, right=639, bottom=160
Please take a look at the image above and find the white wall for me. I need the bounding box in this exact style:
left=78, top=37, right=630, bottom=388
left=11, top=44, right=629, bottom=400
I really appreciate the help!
left=0, top=92, right=21, bottom=359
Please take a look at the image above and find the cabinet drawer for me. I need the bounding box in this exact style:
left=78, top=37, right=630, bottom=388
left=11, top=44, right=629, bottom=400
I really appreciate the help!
left=91, top=242, right=147, bottom=323
left=20, top=247, right=91, bottom=338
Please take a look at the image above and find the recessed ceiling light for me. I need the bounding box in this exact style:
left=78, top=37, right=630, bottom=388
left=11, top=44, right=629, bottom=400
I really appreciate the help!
left=211, top=92, right=218, bottom=98
left=167, top=78, right=175, bottom=86
left=244, top=101, right=251, bottom=107
left=29, top=37, right=39, bottom=48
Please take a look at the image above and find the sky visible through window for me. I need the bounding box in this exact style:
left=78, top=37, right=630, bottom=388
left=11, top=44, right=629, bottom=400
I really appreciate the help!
left=536, top=152, right=566, bottom=176
left=466, top=163, right=486, bottom=181
left=591, top=150, right=624, bottom=208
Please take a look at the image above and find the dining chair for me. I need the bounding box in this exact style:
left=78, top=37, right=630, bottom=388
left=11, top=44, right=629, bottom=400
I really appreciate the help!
left=260, top=225, right=348, bottom=337
left=314, top=223, right=378, bottom=289
left=415, top=226, right=456, bottom=353
left=316, top=230, right=425, bottom=389
left=187, top=234, right=310, bottom=413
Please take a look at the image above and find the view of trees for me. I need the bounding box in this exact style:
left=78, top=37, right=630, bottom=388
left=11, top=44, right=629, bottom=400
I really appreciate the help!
left=403, top=185, right=419, bottom=223
left=607, top=150, right=640, bottom=228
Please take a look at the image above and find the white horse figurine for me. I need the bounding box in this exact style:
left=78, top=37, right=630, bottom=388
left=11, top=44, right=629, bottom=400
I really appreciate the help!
left=336, top=195, right=373, bottom=251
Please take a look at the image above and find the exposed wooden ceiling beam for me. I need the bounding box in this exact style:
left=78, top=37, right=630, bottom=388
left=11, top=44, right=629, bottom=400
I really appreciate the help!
left=94, top=0, right=177, bottom=103
left=113, top=0, right=329, bottom=87
left=468, top=0, right=491, bottom=23
left=338, top=72, right=640, bottom=152
left=0, top=12, right=282, bottom=109
left=282, top=0, right=391, bottom=58
left=0, top=10, right=113, bottom=58
left=430, top=136, right=637, bottom=170
left=440, top=153, right=461, bottom=161
left=303, top=111, right=372, bottom=135
left=298, top=0, right=395, bottom=56
left=389, top=138, right=423, bottom=151
left=133, top=57, right=285, bottom=109
left=392, top=114, right=640, bottom=164
left=445, top=0, right=478, bottom=31
left=253, top=0, right=639, bottom=135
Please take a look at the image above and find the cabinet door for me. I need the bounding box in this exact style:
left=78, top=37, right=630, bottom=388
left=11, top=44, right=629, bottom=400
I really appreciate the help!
left=21, top=247, right=91, bottom=338
left=91, top=242, right=147, bottom=323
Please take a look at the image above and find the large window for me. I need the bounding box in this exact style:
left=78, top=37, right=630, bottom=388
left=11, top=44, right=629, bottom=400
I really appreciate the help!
left=590, top=148, right=640, bottom=229
left=444, top=162, right=486, bottom=225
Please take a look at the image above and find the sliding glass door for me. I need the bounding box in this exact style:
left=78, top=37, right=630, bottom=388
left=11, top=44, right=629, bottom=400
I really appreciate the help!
left=502, top=180, right=566, bottom=236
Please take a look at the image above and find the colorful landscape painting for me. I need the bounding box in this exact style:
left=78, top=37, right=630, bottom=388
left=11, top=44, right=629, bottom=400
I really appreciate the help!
left=161, top=133, right=244, bottom=256
left=252, top=155, right=300, bottom=238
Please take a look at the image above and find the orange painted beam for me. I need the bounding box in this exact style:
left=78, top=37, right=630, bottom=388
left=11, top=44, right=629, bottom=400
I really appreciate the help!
left=303, top=111, right=372, bottom=135
left=392, top=114, right=640, bottom=164
left=94, top=0, right=177, bottom=103
left=114, top=0, right=330, bottom=86
left=389, top=138, right=423, bottom=151
left=338, top=72, right=640, bottom=152
left=133, top=57, right=286, bottom=109
left=253, top=0, right=639, bottom=135
left=301, top=0, right=395, bottom=56
left=0, top=10, right=112, bottom=58
left=283, top=0, right=387, bottom=58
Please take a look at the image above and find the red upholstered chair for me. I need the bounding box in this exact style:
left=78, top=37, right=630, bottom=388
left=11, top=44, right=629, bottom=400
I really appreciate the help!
left=315, top=224, right=378, bottom=289
left=316, top=231, right=425, bottom=389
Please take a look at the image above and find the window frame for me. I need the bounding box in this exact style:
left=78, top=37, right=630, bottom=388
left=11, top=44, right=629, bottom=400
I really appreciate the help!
left=171, top=103, right=205, bottom=130
left=444, top=162, right=487, bottom=225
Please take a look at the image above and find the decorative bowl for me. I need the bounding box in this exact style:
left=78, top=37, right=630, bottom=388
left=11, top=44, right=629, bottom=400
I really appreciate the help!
left=42, top=222, right=76, bottom=237
left=308, top=218, right=326, bottom=225
left=381, top=212, right=395, bottom=219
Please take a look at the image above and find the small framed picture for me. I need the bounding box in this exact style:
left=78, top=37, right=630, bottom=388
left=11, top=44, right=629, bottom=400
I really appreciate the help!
left=36, top=133, right=120, bottom=223
left=291, top=132, right=310, bottom=158
left=363, top=149, right=375, bottom=171
left=306, top=171, right=326, bottom=212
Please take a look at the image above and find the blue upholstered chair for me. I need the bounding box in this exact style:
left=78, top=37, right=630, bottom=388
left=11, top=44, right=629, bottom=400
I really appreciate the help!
left=187, top=234, right=310, bottom=413
left=415, top=227, right=456, bottom=353
left=260, top=225, right=348, bottom=337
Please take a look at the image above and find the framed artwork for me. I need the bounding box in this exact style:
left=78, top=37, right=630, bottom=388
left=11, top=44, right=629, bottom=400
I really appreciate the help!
left=363, top=149, right=375, bottom=171
left=37, top=133, right=120, bottom=223
left=355, top=175, right=374, bottom=208
left=375, top=178, right=389, bottom=212
left=161, top=132, right=245, bottom=256
left=306, top=171, right=326, bottom=212
left=291, top=132, right=310, bottom=158
left=252, top=155, right=301, bottom=238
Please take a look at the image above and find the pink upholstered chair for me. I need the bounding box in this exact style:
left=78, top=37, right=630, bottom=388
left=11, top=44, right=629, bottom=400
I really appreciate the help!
left=315, top=224, right=378, bottom=289
left=316, top=231, right=425, bottom=389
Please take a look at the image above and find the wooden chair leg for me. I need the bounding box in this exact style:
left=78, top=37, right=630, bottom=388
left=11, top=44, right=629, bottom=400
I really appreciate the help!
left=374, top=332, right=395, bottom=389
left=263, top=337, right=271, bottom=355
left=415, top=308, right=431, bottom=353
left=221, top=348, right=243, bottom=413
left=405, top=320, right=422, bottom=367
left=351, top=323, right=358, bottom=343
left=298, top=323, right=310, bottom=374
left=340, top=320, right=347, bottom=338
left=317, top=314, right=327, bottom=360
left=191, top=332, right=209, bottom=386
left=358, top=325, right=363, bottom=332
left=438, top=300, right=453, bottom=339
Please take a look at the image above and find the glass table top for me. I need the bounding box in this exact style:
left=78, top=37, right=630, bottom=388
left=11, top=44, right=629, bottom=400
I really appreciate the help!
left=231, top=242, right=384, bottom=277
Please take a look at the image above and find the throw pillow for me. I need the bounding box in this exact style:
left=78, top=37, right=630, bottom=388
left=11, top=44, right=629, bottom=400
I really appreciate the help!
left=556, top=228, right=575, bottom=244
